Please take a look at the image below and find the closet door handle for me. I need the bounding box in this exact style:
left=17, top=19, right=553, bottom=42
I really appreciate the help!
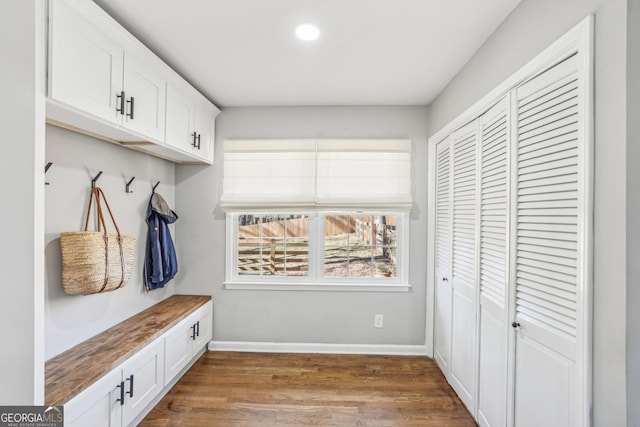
left=126, top=96, right=135, bottom=119
left=511, top=321, right=521, bottom=329
left=126, top=374, right=134, bottom=398
left=116, top=91, right=125, bottom=115
left=116, top=381, right=125, bottom=405
left=442, top=277, right=448, bottom=282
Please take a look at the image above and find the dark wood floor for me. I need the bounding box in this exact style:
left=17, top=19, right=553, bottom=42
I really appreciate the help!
left=141, top=352, right=476, bottom=426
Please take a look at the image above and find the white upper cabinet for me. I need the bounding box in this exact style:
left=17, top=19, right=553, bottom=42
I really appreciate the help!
left=47, top=0, right=219, bottom=164
left=165, top=84, right=195, bottom=154
left=121, top=52, right=166, bottom=142
left=193, top=104, right=216, bottom=163
left=48, top=0, right=124, bottom=125
left=165, top=84, right=216, bottom=164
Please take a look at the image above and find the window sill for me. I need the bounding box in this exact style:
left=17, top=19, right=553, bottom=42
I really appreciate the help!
left=223, top=281, right=412, bottom=292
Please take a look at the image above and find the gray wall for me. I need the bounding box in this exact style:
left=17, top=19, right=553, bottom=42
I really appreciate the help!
left=0, top=0, right=46, bottom=404
left=44, top=126, right=176, bottom=359
left=628, top=1, right=640, bottom=424
left=428, top=0, right=628, bottom=425
left=175, top=106, right=430, bottom=347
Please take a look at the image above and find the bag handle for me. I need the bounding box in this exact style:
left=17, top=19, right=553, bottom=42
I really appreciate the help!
left=84, top=187, right=122, bottom=237
left=83, top=187, right=126, bottom=292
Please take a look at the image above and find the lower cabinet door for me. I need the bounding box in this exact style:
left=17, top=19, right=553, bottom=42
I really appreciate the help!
left=64, top=369, right=123, bottom=427
left=121, top=339, right=165, bottom=427
left=164, top=316, right=194, bottom=387
left=192, top=303, right=212, bottom=351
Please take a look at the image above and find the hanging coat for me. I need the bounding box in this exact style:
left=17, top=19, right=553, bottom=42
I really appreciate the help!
left=144, top=192, right=178, bottom=291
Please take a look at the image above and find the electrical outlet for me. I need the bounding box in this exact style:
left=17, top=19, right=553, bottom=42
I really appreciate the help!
left=374, top=314, right=384, bottom=328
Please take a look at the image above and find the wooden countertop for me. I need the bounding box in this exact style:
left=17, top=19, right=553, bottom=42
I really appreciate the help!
left=45, top=294, right=211, bottom=406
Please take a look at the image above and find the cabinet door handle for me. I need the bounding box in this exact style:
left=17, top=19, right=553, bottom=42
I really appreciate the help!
left=116, top=381, right=125, bottom=405
left=116, top=91, right=125, bottom=115
left=196, top=321, right=200, bottom=337
left=126, top=96, right=135, bottom=119
left=196, top=134, right=201, bottom=150
left=126, top=374, right=134, bottom=398
left=191, top=132, right=198, bottom=148
left=191, top=324, right=197, bottom=340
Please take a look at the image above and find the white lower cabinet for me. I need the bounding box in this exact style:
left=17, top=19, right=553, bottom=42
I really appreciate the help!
left=64, top=339, right=164, bottom=427
left=164, top=303, right=212, bottom=387
left=63, top=301, right=212, bottom=427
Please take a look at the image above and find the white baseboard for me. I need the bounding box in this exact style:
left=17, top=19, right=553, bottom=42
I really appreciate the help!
left=208, top=340, right=428, bottom=356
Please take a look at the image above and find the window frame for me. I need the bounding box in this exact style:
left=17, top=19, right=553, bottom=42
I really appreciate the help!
left=224, top=211, right=411, bottom=292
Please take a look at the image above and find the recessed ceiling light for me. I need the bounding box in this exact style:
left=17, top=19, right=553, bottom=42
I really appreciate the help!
left=296, top=23, right=320, bottom=41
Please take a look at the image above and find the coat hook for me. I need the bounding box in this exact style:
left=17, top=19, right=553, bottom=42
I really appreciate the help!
left=91, top=171, right=103, bottom=188
left=126, top=177, right=135, bottom=194
left=45, top=162, right=52, bottom=186
left=152, top=181, right=160, bottom=193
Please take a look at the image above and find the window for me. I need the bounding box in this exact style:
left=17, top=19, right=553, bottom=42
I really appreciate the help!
left=226, top=211, right=409, bottom=291
left=222, top=139, right=412, bottom=291
left=323, top=214, right=397, bottom=279
left=237, top=214, right=310, bottom=277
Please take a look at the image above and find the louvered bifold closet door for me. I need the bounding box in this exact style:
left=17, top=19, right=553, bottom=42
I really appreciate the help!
left=476, top=96, right=510, bottom=427
left=513, top=53, right=583, bottom=427
left=434, top=138, right=453, bottom=372
left=449, top=120, right=479, bottom=411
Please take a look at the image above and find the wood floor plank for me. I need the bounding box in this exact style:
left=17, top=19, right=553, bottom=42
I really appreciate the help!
left=141, top=352, right=476, bottom=426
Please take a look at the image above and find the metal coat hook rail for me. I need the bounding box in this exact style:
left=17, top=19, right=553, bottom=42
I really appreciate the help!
left=91, top=171, right=103, bottom=188
left=126, top=177, right=135, bottom=193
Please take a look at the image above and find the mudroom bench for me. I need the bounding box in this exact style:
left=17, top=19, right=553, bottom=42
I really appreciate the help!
left=45, top=294, right=212, bottom=426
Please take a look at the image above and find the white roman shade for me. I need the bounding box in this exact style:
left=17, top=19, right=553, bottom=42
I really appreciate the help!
left=316, top=139, right=412, bottom=209
left=221, top=139, right=412, bottom=210
left=221, top=139, right=317, bottom=209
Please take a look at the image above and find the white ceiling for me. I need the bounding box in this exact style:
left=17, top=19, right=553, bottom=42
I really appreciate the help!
left=93, top=0, right=520, bottom=107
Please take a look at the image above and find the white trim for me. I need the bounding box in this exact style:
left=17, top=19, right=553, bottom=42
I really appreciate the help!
left=578, top=15, right=595, bottom=427
left=425, top=133, right=437, bottom=358
left=209, top=340, right=428, bottom=356
left=224, top=281, right=412, bottom=292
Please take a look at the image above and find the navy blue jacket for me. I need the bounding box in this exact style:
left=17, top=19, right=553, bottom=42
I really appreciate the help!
left=144, top=193, right=178, bottom=291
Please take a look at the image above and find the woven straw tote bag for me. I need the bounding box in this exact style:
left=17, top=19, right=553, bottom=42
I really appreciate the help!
left=60, top=187, right=137, bottom=295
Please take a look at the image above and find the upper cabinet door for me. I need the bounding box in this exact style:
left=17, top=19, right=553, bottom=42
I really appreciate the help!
left=122, top=53, right=166, bottom=142
left=49, top=0, right=123, bottom=124
left=165, top=84, right=195, bottom=153
left=193, top=105, right=216, bottom=164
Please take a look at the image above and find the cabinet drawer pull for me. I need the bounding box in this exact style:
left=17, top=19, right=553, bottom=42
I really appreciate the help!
left=116, top=91, right=125, bottom=115
left=126, top=96, right=135, bottom=119
left=116, top=381, right=125, bottom=405
left=191, top=132, right=198, bottom=148
left=196, top=134, right=201, bottom=150
left=126, top=374, right=134, bottom=398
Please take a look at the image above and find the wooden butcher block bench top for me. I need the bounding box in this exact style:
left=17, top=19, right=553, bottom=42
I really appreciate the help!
left=45, top=294, right=212, bottom=406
